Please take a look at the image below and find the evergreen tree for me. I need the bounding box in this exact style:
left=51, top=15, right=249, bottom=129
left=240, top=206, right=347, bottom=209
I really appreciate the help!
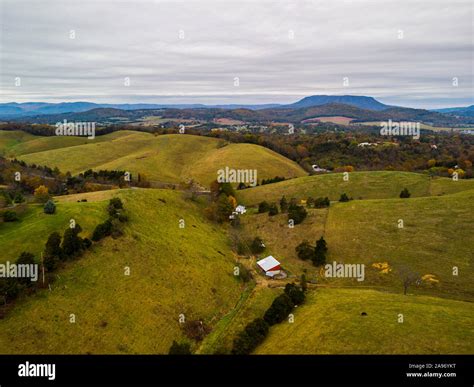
left=43, top=232, right=62, bottom=270
left=280, top=196, right=288, bottom=212
left=284, top=283, right=305, bottom=305
left=43, top=199, right=56, bottom=214
left=62, top=224, right=83, bottom=258
left=263, top=293, right=294, bottom=326
left=313, top=236, right=328, bottom=266
left=288, top=204, right=307, bottom=224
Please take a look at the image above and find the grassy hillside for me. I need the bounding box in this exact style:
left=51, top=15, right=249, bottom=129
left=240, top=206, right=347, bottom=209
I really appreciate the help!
left=0, top=130, right=134, bottom=157
left=9, top=131, right=305, bottom=186
left=0, top=188, right=243, bottom=354
left=255, top=288, right=474, bottom=354
left=239, top=189, right=474, bottom=300
left=0, top=200, right=108, bottom=263
left=0, top=130, right=36, bottom=156
left=237, top=171, right=474, bottom=205
left=323, top=189, right=474, bottom=300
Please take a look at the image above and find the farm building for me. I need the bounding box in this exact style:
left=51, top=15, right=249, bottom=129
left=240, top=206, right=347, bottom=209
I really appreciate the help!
left=235, top=205, right=246, bottom=214
left=257, top=256, right=281, bottom=277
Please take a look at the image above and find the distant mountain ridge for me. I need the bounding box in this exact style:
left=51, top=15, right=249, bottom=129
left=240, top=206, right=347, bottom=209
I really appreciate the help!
left=2, top=96, right=473, bottom=121
left=283, top=95, right=390, bottom=111
left=10, top=102, right=469, bottom=127
left=431, top=105, right=474, bottom=117
left=0, top=95, right=391, bottom=118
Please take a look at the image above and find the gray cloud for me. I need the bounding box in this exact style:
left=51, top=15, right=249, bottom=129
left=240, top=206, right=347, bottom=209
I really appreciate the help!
left=0, top=0, right=472, bottom=108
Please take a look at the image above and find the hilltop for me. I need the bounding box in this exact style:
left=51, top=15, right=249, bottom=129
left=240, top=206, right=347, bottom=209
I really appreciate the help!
left=2, top=131, right=306, bottom=187
left=237, top=171, right=474, bottom=205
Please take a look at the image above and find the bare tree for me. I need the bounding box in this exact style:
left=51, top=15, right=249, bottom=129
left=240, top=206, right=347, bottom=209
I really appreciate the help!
left=398, top=265, right=420, bottom=295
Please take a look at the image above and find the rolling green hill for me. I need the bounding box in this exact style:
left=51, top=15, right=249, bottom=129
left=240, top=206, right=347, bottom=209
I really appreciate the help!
left=0, top=188, right=243, bottom=354
left=255, top=288, right=474, bottom=354
left=237, top=171, right=474, bottom=205
left=0, top=130, right=131, bottom=157
left=4, top=131, right=306, bottom=186
left=239, top=188, right=474, bottom=301
left=0, top=198, right=107, bottom=264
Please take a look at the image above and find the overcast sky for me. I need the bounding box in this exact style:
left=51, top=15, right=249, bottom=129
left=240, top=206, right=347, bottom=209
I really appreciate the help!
left=0, top=0, right=472, bottom=108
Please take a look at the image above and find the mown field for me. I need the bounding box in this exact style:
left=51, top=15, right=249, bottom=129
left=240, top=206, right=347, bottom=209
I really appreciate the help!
left=0, top=199, right=108, bottom=264
left=1, top=130, right=306, bottom=186
left=237, top=171, right=474, bottom=205
left=239, top=189, right=474, bottom=301
left=255, top=288, right=474, bottom=354
left=0, top=188, right=243, bottom=354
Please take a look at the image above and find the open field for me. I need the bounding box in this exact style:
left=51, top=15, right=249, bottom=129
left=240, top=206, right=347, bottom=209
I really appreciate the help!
left=237, top=171, right=474, bottom=206
left=4, top=131, right=306, bottom=186
left=0, top=199, right=108, bottom=263
left=0, top=130, right=133, bottom=157
left=323, top=189, right=474, bottom=300
left=239, top=188, right=474, bottom=300
left=302, top=116, right=354, bottom=124
left=0, top=188, right=243, bottom=354
left=255, top=288, right=474, bottom=354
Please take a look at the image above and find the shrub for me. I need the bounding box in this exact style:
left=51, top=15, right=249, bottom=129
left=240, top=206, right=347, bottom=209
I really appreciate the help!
left=258, top=201, right=270, bottom=213
left=296, top=241, right=313, bottom=261
left=108, top=197, right=124, bottom=217
left=0, top=278, right=20, bottom=303
left=280, top=196, right=288, bottom=212
left=250, top=237, right=265, bottom=254
left=109, top=197, right=123, bottom=209
left=284, top=283, right=305, bottom=305
left=339, top=193, right=350, bottom=202
left=263, top=293, right=294, bottom=326
left=314, top=197, right=330, bottom=208
left=13, top=193, right=24, bottom=203
left=92, top=219, right=113, bottom=241
left=288, top=204, right=307, bottom=225
left=168, top=341, right=191, bottom=355
left=231, top=318, right=269, bottom=355
left=268, top=203, right=279, bottom=216
left=3, top=210, right=18, bottom=222
left=400, top=188, right=411, bottom=198
left=43, top=200, right=56, bottom=214
left=236, top=263, right=252, bottom=283
left=82, top=238, right=92, bottom=249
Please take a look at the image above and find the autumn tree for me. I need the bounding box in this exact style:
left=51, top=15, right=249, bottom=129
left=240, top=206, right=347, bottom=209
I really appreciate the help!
left=34, top=185, right=50, bottom=203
